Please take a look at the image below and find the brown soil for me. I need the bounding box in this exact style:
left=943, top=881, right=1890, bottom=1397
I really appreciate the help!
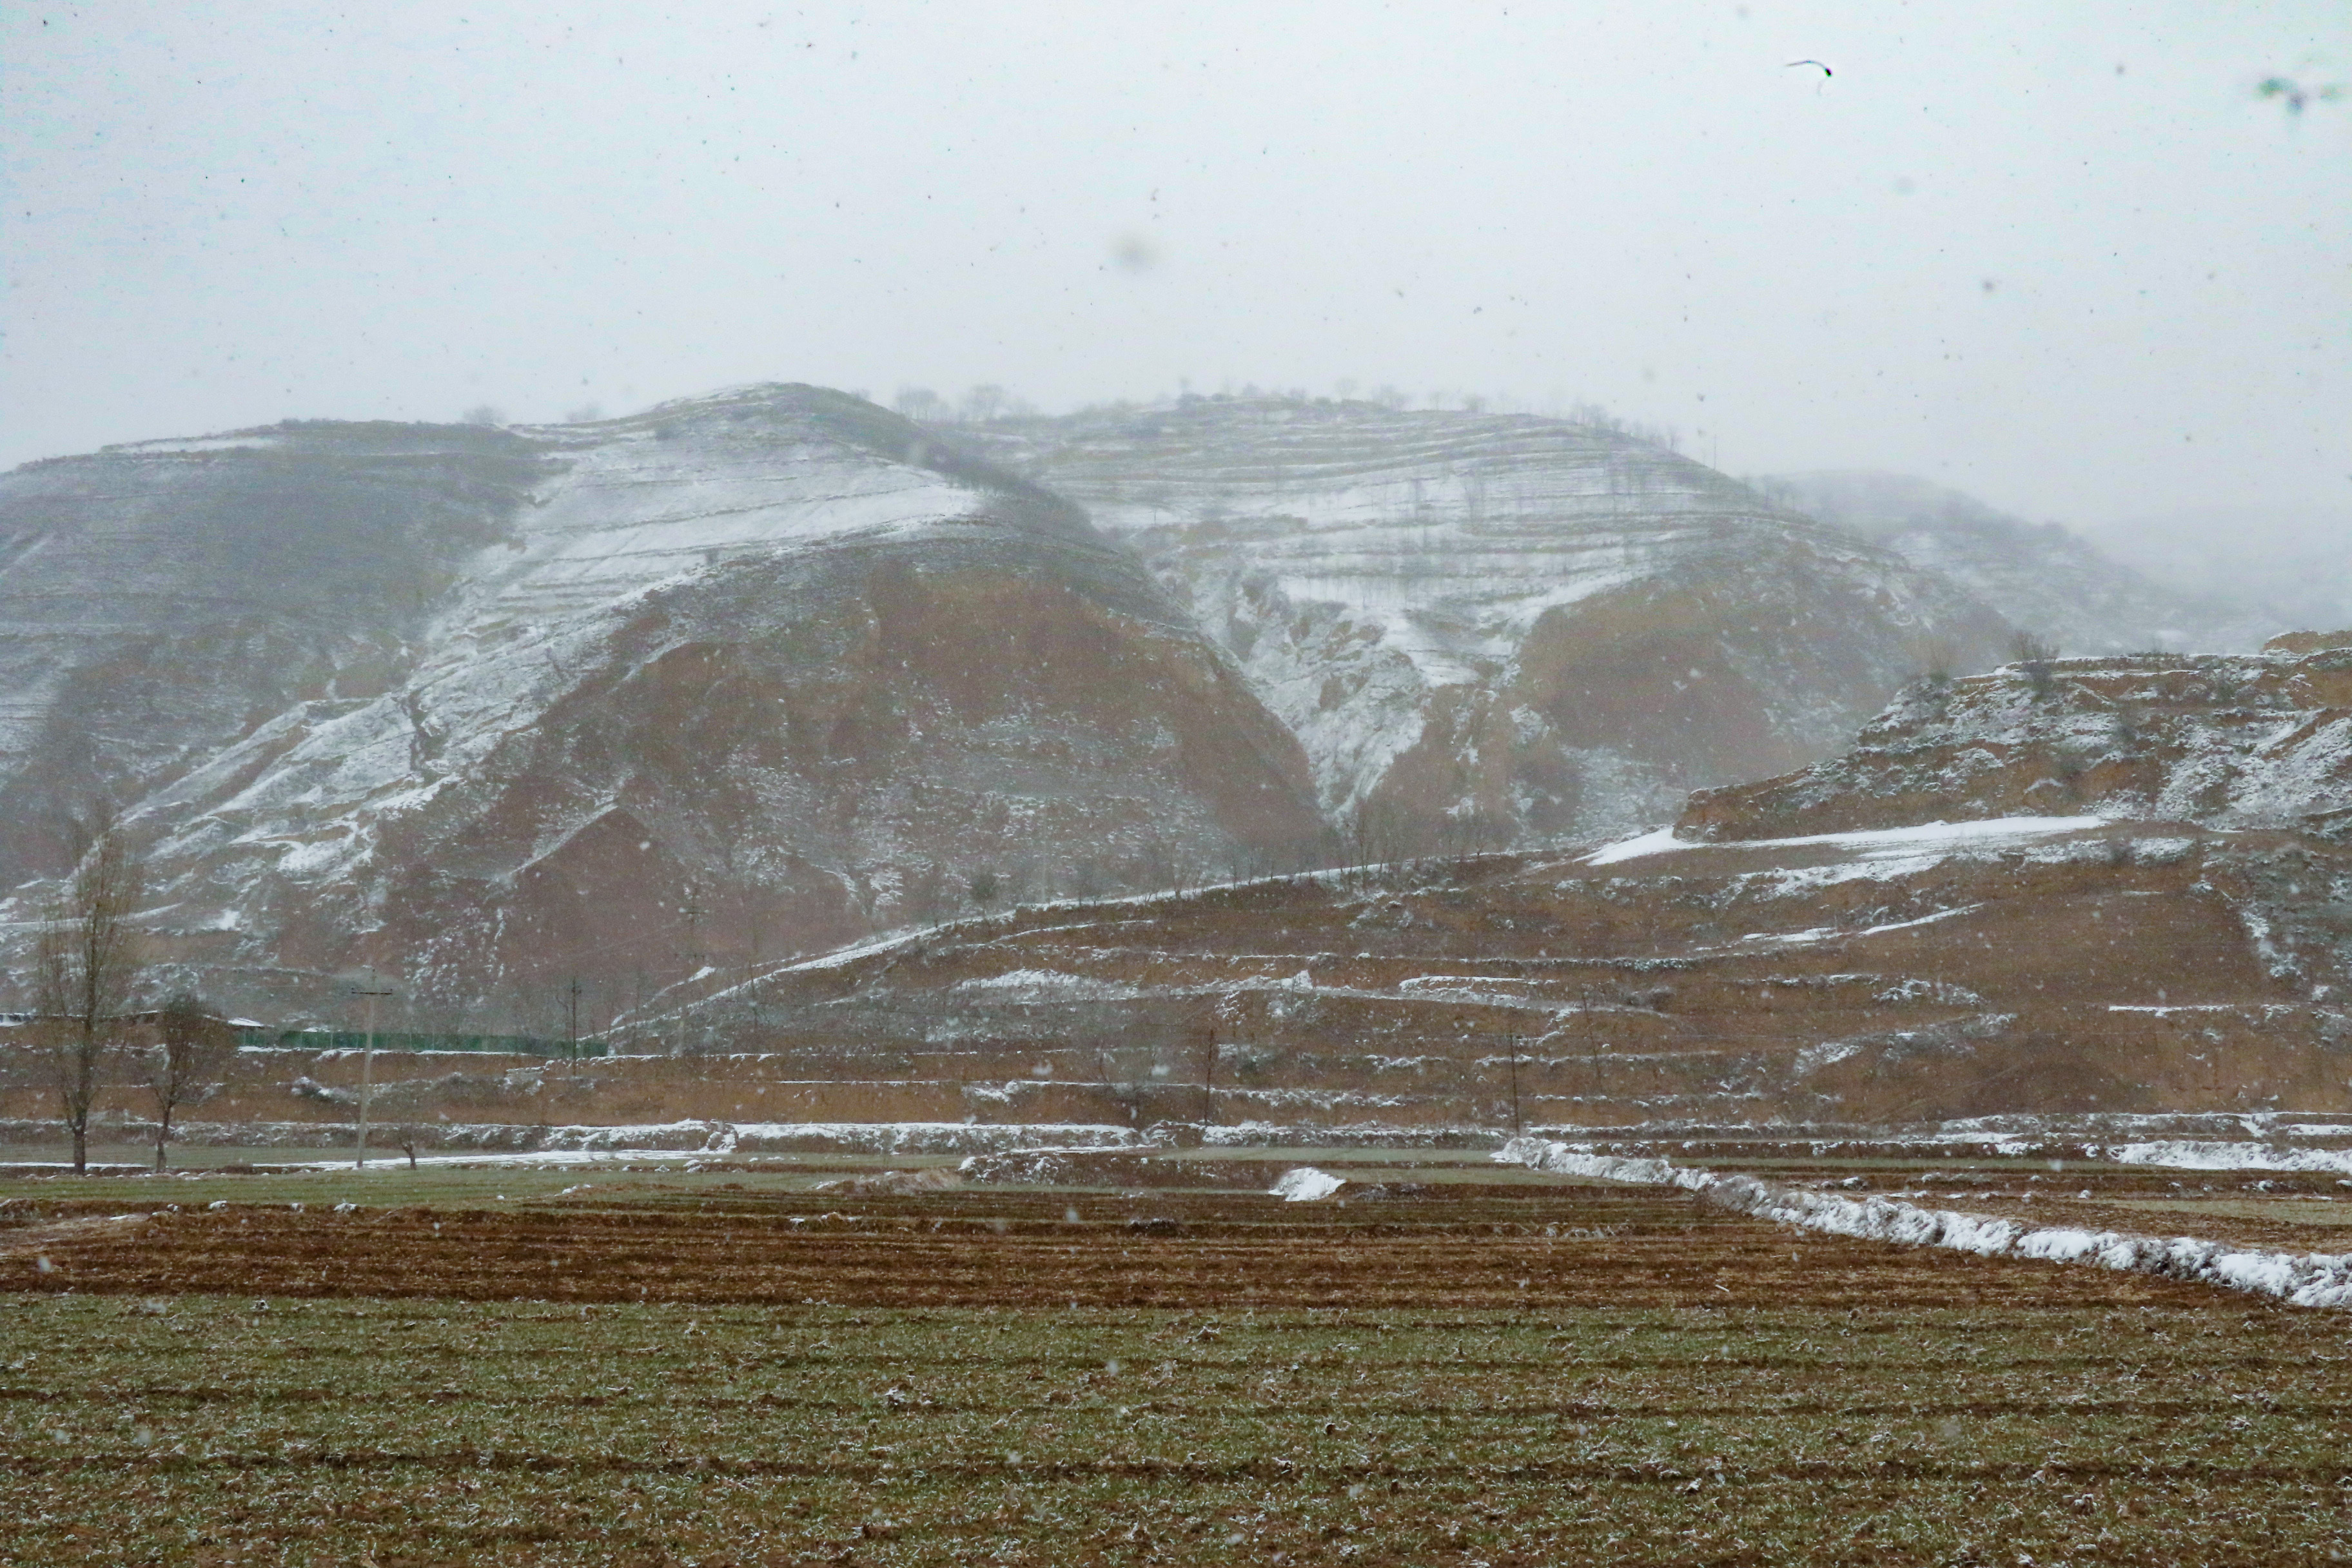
left=1, top=1184, right=2228, bottom=1313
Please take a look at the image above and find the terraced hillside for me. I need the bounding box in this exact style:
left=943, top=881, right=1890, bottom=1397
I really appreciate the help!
left=0, top=387, right=1325, bottom=1024
left=973, top=398, right=2013, bottom=847
left=593, top=810, right=2344, bottom=1131
left=657, top=638, right=2351, bottom=1130
left=73, top=640, right=2335, bottom=1138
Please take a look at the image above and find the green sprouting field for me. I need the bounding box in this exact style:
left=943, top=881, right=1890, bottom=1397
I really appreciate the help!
left=4, top=1161, right=2350, bottom=1564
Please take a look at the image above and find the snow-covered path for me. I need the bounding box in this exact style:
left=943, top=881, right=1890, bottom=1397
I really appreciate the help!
left=1496, top=1137, right=2352, bottom=1309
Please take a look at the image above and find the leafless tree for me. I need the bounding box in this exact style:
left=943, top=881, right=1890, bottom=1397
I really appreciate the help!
left=33, top=810, right=146, bottom=1174
left=2008, top=629, right=2059, bottom=665
left=959, top=384, right=1010, bottom=423
left=140, top=993, right=236, bottom=1171
left=894, top=386, right=945, bottom=422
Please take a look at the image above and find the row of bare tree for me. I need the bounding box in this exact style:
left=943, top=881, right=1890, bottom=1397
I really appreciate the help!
left=21, top=812, right=236, bottom=1173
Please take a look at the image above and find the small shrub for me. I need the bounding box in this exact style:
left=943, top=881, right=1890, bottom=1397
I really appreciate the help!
left=2009, top=631, right=2060, bottom=699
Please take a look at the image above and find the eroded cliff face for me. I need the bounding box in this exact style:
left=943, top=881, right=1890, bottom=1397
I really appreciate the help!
left=0, top=387, right=1325, bottom=1023
left=972, top=398, right=2014, bottom=848
left=1679, top=638, right=2352, bottom=844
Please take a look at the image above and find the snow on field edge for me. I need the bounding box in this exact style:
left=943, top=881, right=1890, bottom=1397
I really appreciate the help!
left=2095, top=1141, right=2352, bottom=1177
left=1495, top=1137, right=2352, bottom=1309
left=1270, top=1166, right=1346, bottom=1202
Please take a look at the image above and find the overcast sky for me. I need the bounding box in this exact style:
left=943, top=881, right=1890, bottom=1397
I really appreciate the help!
left=5, top=1, right=2345, bottom=527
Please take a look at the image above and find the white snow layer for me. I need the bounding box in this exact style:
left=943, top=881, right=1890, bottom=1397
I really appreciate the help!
left=1269, top=1166, right=1348, bottom=1202
left=1582, top=815, right=2110, bottom=868
left=317, top=1119, right=1158, bottom=1164
left=1494, top=1137, right=2352, bottom=1309
left=2096, top=1141, right=2352, bottom=1177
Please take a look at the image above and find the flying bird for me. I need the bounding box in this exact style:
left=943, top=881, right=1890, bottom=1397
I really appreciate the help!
left=1785, top=59, right=1832, bottom=77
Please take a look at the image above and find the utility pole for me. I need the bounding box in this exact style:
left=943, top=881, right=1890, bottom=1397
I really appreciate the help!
left=351, top=970, right=396, bottom=1170
left=565, top=975, right=582, bottom=1061
left=1506, top=1032, right=1523, bottom=1139
left=1200, top=1025, right=1217, bottom=1127
left=1582, top=985, right=1604, bottom=1097
left=677, top=884, right=704, bottom=1057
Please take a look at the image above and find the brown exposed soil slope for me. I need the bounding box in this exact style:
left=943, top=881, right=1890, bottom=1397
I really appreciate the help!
left=15, top=640, right=2340, bottom=1137
left=50, top=824, right=2327, bottom=1133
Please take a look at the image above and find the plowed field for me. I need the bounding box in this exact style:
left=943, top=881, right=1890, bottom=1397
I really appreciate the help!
left=0, top=1183, right=2255, bottom=1311
left=6, top=1174, right=2351, bottom=1563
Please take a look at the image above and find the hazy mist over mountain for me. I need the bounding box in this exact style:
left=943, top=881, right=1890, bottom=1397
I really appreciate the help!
left=6, top=2, right=2346, bottom=545
left=2082, top=505, right=2352, bottom=636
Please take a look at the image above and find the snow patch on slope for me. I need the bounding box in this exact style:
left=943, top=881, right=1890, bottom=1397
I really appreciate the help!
left=1583, top=815, right=2107, bottom=867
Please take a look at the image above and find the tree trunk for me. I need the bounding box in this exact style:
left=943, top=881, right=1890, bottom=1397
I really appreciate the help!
left=71, top=1121, right=87, bottom=1177
left=155, top=1104, right=173, bottom=1172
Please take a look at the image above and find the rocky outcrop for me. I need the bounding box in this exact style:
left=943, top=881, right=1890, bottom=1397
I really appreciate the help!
left=972, top=398, right=2014, bottom=848
left=0, top=387, right=1326, bottom=1024
left=1679, top=644, right=2352, bottom=843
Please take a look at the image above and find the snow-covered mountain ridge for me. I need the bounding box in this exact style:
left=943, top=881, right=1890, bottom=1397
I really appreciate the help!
left=970, top=398, right=2014, bottom=847
left=3, top=381, right=2308, bottom=1035
left=0, top=386, right=1324, bottom=1023
left=0, top=420, right=549, bottom=887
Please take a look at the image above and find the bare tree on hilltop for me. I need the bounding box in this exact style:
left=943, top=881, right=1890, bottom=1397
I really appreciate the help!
left=33, top=807, right=146, bottom=1174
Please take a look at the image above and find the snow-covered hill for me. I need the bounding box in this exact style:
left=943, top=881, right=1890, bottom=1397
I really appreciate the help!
left=973, top=399, right=2014, bottom=847
left=1681, top=637, right=2352, bottom=844
left=0, top=420, right=549, bottom=888
left=1758, top=471, right=2277, bottom=656
left=0, top=387, right=1324, bottom=1023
